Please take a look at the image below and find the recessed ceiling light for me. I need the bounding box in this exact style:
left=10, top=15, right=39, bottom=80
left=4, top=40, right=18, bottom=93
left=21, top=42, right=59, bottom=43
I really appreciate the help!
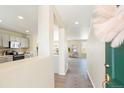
left=0, top=19, right=3, bottom=23
left=75, top=21, right=79, bottom=25
left=17, top=16, right=24, bottom=20
left=26, top=30, right=29, bottom=33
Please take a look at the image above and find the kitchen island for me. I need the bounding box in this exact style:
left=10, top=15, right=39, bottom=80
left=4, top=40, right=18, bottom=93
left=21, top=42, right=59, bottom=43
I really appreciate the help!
left=0, top=56, right=54, bottom=88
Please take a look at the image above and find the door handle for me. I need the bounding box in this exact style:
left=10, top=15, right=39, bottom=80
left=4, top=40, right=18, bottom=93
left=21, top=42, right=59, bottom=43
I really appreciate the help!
left=102, top=74, right=110, bottom=88
left=105, top=64, right=110, bottom=68
left=105, top=74, right=110, bottom=82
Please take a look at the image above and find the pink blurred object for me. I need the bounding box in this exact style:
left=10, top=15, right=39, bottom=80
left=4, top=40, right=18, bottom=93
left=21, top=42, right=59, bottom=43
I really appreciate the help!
left=93, top=5, right=124, bottom=48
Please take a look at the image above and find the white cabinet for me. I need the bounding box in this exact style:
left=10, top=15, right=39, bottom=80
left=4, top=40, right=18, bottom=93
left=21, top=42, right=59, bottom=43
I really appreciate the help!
left=10, top=36, right=21, bottom=42
left=0, top=33, right=29, bottom=48
left=10, top=36, right=16, bottom=41
left=2, top=34, right=10, bottom=48
left=0, top=34, right=2, bottom=47
left=24, top=38, right=29, bottom=48
left=10, top=36, right=21, bottom=48
left=20, top=38, right=24, bottom=48
left=10, top=36, right=29, bottom=48
left=20, top=38, right=29, bottom=48
left=15, top=37, right=21, bottom=42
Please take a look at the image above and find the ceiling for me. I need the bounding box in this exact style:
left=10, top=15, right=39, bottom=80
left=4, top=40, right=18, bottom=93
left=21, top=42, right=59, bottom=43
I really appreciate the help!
left=0, top=5, right=94, bottom=39
left=55, top=5, right=94, bottom=40
left=0, top=5, right=38, bottom=34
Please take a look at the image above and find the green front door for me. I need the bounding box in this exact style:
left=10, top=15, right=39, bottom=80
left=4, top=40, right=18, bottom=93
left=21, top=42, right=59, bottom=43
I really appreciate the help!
left=105, top=43, right=124, bottom=88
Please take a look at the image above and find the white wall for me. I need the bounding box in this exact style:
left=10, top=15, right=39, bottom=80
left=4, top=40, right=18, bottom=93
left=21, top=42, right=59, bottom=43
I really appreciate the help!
left=0, top=56, right=54, bottom=88
left=37, top=6, right=50, bottom=57
left=54, top=55, right=59, bottom=73
left=87, top=28, right=105, bottom=88
left=37, top=6, right=54, bottom=58
left=53, top=27, right=68, bottom=75
left=67, top=29, right=89, bottom=40
left=53, top=24, right=59, bottom=41
left=81, top=40, right=87, bottom=54
left=53, top=7, right=68, bottom=75
left=59, top=28, right=68, bottom=75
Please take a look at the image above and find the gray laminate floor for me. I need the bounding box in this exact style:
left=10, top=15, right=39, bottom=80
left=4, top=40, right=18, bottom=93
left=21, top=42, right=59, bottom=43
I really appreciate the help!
left=55, top=58, right=93, bottom=88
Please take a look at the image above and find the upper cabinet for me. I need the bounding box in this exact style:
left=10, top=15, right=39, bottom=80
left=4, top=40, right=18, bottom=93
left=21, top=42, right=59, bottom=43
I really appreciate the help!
left=10, top=36, right=21, bottom=42
left=15, top=37, right=21, bottom=42
left=2, top=34, right=10, bottom=48
left=10, top=36, right=16, bottom=42
left=0, top=31, right=29, bottom=49
left=10, top=36, right=29, bottom=48
left=0, top=34, right=2, bottom=47
left=24, top=38, right=29, bottom=48
left=20, top=37, right=29, bottom=48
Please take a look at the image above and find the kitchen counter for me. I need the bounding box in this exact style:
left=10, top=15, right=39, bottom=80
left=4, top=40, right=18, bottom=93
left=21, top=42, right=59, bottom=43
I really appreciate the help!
left=0, top=54, right=30, bottom=63
left=0, top=55, right=13, bottom=63
left=0, top=55, right=13, bottom=57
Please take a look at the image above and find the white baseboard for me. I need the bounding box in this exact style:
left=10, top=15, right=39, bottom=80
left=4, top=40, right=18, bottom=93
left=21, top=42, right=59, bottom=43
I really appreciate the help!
left=58, top=68, right=68, bottom=76
left=58, top=72, right=66, bottom=75
left=87, top=70, right=95, bottom=88
left=58, top=64, right=69, bottom=76
left=65, top=66, right=68, bottom=75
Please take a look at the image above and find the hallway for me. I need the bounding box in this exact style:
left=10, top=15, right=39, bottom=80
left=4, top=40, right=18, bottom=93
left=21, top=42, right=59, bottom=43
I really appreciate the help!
left=55, top=58, right=93, bottom=88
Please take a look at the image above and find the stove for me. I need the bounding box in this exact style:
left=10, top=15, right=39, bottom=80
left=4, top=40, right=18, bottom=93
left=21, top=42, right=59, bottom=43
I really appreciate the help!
left=13, top=54, right=24, bottom=61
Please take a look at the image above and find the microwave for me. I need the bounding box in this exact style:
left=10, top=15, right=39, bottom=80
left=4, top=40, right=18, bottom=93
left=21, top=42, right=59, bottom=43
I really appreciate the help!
left=9, top=41, right=21, bottom=48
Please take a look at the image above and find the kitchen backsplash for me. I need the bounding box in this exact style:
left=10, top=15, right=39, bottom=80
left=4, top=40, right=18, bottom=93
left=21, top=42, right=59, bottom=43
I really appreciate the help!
left=0, top=47, right=29, bottom=56
left=0, top=48, right=29, bottom=56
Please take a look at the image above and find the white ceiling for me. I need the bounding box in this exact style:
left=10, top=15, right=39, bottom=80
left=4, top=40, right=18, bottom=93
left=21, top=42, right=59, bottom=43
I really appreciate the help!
left=55, top=5, right=94, bottom=40
left=0, top=5, right=38, bottom=34
left=0, top=5, right=94, bottom=39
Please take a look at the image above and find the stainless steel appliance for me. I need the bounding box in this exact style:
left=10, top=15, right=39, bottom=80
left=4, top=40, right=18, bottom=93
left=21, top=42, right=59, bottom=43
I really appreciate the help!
left=6, top=50, right=24, bottom=61
left=13, top=54, right=24, bottom=61
left=9, top=41, right=21, bottom=48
